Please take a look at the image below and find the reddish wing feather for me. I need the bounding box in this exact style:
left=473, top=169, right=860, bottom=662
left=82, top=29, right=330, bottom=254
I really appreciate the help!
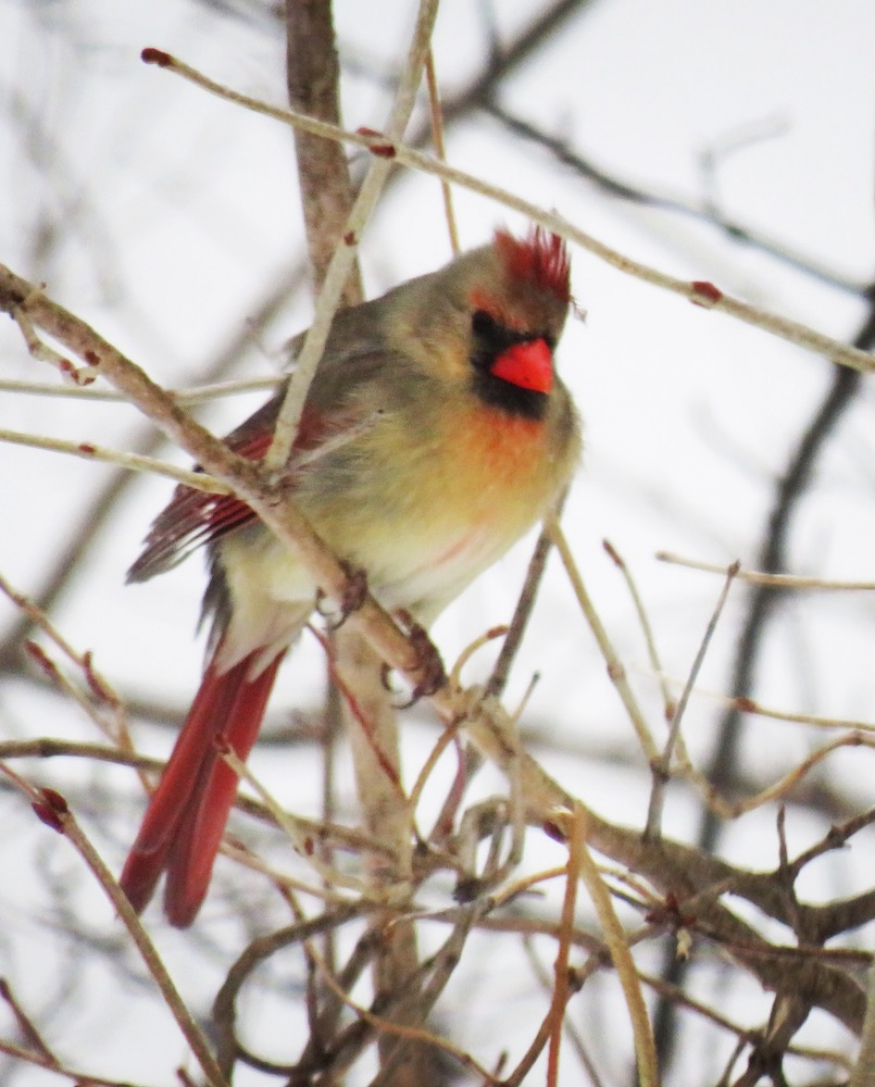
left=127, top=403, right=333, bottom=583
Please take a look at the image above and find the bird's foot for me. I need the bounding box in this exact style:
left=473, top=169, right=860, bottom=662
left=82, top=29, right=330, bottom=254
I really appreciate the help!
left=316, top=562, right=369, bottom=630
left=393, top=610, right=447, bottom=706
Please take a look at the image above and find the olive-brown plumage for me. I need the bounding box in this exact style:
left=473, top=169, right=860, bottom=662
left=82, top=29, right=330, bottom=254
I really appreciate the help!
left=121, top=227, right=581, bottom=925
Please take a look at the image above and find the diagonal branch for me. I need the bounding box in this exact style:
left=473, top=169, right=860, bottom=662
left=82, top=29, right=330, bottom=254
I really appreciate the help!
left=139, top=47, right=875, bottom=375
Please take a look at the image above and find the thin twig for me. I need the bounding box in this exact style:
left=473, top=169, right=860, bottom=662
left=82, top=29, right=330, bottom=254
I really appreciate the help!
left=0, top=1038, right=154, bottom=1087
left=574, top=804, right=659, bottom=1087
left=138, top=49, right=875, bottom=375
left=0, top=373, right=283, bottom=402
left=0, top=980, right=58, bottom=1066
left=0, top=426, right=230, bottom=493
left=547, top=516, right=659, bottom=761
left=488, top=494, right=565, bottom=699
left=485, top=100, right=867, bottom=296
left=658, top=550, right=875, bottom=590
left=706, top=732, right=875, bottom=820
left=12, top=298, right=101, bottom=386
left=546, top=802, right=583, bottom=1087
left=644, top=561, right=738, bottom=840
left=650, top=674, right=875, bottom=735
left=603, top=539, right=674, bottom=721
left=424, top=49, right=460, bottom=256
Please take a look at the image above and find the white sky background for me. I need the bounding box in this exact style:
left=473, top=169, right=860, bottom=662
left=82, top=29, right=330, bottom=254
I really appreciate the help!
left=2, top=0, right=875, bottom=1084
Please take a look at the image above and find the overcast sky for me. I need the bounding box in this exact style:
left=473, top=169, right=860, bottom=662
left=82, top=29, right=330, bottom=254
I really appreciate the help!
left=3, top=2, right=875, bottom=1083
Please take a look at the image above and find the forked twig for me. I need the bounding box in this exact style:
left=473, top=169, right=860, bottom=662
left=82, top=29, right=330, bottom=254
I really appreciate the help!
left=658, top=550, right=875, bottom=591
left=0, top=979, right=58, bottom=1067
left=218, top=744, right=378, bottom=899
left=644, top=561, right=738, bottom=840
left=649, top=676, right=875, bottom=735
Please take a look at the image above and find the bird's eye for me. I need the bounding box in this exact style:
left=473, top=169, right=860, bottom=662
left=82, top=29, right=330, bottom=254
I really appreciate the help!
left=471, top=310, right=497, bottom=337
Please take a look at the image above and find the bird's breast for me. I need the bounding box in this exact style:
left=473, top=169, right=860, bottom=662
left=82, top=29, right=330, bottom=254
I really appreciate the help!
left=219, top=385, right=579, bottom=625
left=353, top=393, right=578, bottom=613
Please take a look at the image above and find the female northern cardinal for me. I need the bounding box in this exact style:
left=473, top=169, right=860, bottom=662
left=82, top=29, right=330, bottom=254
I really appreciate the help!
left=120, top=226, right=581, bottom=926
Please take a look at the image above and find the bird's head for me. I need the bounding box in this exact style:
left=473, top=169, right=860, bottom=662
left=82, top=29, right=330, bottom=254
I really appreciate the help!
left=386, top=226, right=572, bottom=417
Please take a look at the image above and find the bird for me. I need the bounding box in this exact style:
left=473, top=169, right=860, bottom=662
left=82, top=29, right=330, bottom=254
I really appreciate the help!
left=119, top=225, right=582, bottom=927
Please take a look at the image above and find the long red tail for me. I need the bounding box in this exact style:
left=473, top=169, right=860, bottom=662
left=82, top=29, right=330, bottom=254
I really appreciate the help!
left=120, top=647, right=284, bottom=927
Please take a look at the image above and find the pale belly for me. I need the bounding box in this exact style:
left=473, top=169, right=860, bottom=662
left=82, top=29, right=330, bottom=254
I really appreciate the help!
left=222, top=508, right=517, bottom=624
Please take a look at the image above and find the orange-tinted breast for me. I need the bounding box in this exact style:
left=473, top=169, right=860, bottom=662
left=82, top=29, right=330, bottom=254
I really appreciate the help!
left=438, top=399, right=560, bottom=518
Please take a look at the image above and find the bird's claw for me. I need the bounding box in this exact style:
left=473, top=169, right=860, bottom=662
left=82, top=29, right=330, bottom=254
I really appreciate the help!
left=315, top=563, right=369, bottom=630
left=392, top=610, right=447, bottom=707
left=380, top=661, right=396, bottom=693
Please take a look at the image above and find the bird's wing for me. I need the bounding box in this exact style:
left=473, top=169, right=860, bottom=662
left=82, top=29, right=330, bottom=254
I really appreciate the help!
left=126, top=301, right=397, bottom=584
left=125, top=391, right=368, bottom=583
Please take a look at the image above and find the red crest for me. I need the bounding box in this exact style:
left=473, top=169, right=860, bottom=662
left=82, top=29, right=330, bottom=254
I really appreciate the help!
left=494, top=226, right=571, bottom=303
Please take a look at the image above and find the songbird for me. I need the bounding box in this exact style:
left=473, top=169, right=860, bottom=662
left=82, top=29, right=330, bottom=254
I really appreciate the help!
left=120, top=226, right=582, bottom=926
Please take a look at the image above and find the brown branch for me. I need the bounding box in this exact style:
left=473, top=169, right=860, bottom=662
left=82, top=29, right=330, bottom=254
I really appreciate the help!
left=285, top=0, right=363, bottom=306
left=0, top=979, right=58, bottom=1067
left=212, top=905, right=364, bottom=1077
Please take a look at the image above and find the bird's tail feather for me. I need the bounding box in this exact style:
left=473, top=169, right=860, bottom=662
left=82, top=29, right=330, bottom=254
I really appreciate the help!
left=120, top=645, right=284, bottom=927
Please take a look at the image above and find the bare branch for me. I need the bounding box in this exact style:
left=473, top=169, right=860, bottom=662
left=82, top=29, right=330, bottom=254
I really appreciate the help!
left=139, top=48, right=875, bottom=374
